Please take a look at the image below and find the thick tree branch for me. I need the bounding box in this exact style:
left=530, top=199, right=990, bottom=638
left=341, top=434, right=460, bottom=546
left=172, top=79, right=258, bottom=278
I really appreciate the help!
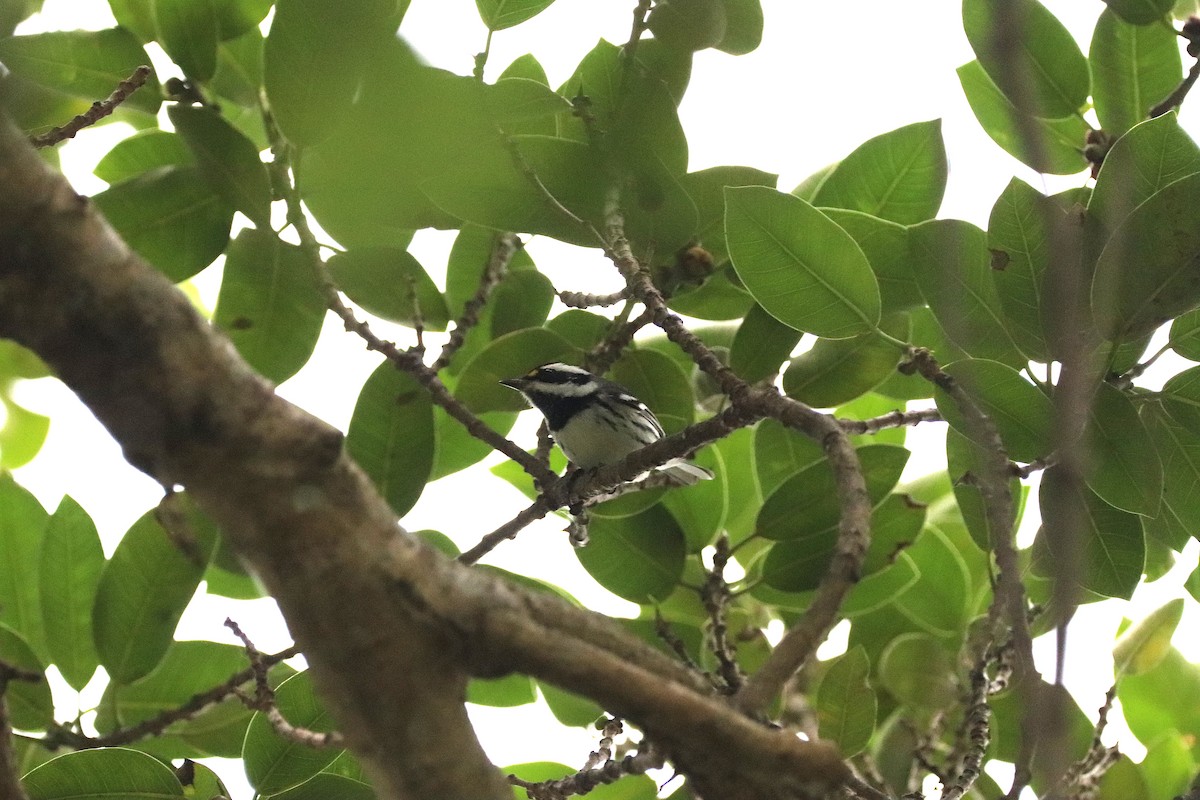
left=0, top=110, right=851, bottom=800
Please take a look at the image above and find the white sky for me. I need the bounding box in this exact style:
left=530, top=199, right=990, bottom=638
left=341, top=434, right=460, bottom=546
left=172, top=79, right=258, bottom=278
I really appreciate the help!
left=9, top=0, right=1200, bottom=797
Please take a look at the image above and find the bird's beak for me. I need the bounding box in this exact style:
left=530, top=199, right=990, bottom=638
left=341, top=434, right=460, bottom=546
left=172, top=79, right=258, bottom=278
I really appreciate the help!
left=499, top=377, right=526, bottom=391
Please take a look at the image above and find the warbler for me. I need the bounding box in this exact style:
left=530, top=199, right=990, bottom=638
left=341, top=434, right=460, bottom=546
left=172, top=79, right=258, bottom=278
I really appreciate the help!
left=500, top=362, right=712, bottom=485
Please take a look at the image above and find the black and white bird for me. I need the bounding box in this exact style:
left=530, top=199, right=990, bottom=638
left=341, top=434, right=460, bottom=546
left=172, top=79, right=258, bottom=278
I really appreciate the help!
left=500, top=362, right=713, bottom=485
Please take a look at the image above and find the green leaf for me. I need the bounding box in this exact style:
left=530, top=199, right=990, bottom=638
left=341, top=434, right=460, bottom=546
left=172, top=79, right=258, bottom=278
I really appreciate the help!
left=1090, top=113, right=1200, bottom=238
left=878, top=632, right=958, bottom=709
left=1098, top=754, right=1152, bottom=800
left=1090, top=8, right=1182, bottom=137
left=454, top=328, right=579, bottom=413
left=753, top=417, right=824, bottom=500
left=328, top=248, right=449, bottom=330
left=1085, top=382, right=1162, bottom=516
left=666, top=265, right=755, bottom=321
left=0, top=475, right=48, bottom=661
left=93, top=165, right=234, bottom=283
left=420, top=134, right=606, bottom=247
left=1036, top=468, right=1144, bottom=599
left=264, top=0, right=404, bottom=146
left=991, top=681, right=1096, bottom=787
left=1118, top=647, right=1200, bottom=756
left=890, top=524, right=973, bottom=636
left=717, top=427, right=763, bottom=545
left=1143, top=401, right=1200, bottom=549
left=211, top=27, right=265, bottom=108
left=39, top=496, right=103, bottom=691
left=821, top=209, right=921, bottom=312
left=811, top=120, right=946, bottom=224
left=783, top=313, right=909, bottom=409
left=1092, top=172, right=1200, bottom=340
left=661, top=446, right=727, bottom=552
left=467, top=673, right=537, bottom=707
left=908, top=218, right=1023, bottom=365
left=724, top=186, right=881, bottom=338
left=956, top=60, right=1088, bottom=175
left=815, top=646, right=876, bottom=756
left=95, top=640, right=290, bottom=759
left=22, top=748, right=184, bottom=798
left=729, top=303, right=802, bottom=383
left=499, top=53, right=549, bottom=84
left=1114, top=599, right=1184, bottom=677
left=575, top=505, right=686, bottom=604
left=269, top=774, right=376, bottom=800
left=213, top=229, right=326, bottom=383
left=93, top=501, right=218, bottom=684
left=154, top=0, right=218, bottom=81
left=934, top=358, right=1052, bottom=463
left=679, top=165, right=776, bottom=265
left=538, top=681, right=604, bottom=728
left=945, top=427, right=1023, bottom=550
left=93, top=130, right=193, bottom=185
left=715, top=0, right=763, bottom=55
left=475, top=0, right=555, bottom=30
left=211, top=0, right=273, bottom=39
left=109, top=0, right=158, bottom=42
left=545, top=309, right=611, bottom=352
left=506, top=763, right=658, bottom=800
left=1160, top=365, right=1200, bottom=435
left=0, top=624, right=53, bottom=730
left=183, top=761, right=231, bottom=798
left=1169, top=307, right=1200, bottom=360
left=168, top=104, right=272, bottom=227
left=1140, top=733, right=1195, bottom=800
left=647, top=0, right=727, bottom=51
left=1103, top=0, right=1174, bottom=25
left=0, top=393, right=49, bottom=469
left=346, top=363, right=435, bottom=518
left=987, top=178, right=1057, bottom=361
left=0, top=28, right=160, bottom=116
left=963, top=0, right=1090, bottom=118
left=490, top=270, right=555, bottom=338
left=757, top=445, right=909, bottom=592
left=243, top=672, right=343, bottom=794
left=840, top=552, right=920, bottom=616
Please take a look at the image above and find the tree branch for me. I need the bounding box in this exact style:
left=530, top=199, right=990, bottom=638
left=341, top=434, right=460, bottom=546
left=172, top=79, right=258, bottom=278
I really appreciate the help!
left=0, top=108, right=851, bottom=800
left=28, top=66, right=153, bottom=148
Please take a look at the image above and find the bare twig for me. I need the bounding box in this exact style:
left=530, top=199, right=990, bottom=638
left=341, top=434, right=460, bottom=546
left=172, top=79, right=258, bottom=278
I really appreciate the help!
left=42, top=644, right=300, bottom=750
left=226, top=618, right=345, bottom=749
left=459, top=496, right=555, bottom=565
left=837, top=407, right=941, bottom=435
left=702, top=534, right=743, bottom=693
left=431, top=233, right=520, bottom=372
left=599, top=189, right=873, bottom=715
left=509, top=737, right=664, bottom=800
left=1149, top=56, right=1200, bottom=118
left=559, top=289, right=629, bottom=309
left=29, top=65, right=153, bottom=148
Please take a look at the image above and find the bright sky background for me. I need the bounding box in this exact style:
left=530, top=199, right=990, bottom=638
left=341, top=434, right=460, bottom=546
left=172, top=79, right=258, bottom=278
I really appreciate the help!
left=9, top=0, right=1200, bottom=797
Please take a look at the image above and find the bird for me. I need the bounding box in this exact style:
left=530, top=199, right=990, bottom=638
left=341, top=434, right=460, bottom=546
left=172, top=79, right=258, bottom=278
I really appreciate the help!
left=500, top=362, right=713, bottom=485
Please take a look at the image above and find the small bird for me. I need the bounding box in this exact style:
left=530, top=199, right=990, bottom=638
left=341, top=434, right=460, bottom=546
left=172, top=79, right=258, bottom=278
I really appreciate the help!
left=500, top=362, right=713, bottom=485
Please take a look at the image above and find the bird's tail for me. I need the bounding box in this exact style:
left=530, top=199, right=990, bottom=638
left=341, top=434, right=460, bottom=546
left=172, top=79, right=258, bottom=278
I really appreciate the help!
left=657, top=459, right=714, bottom=486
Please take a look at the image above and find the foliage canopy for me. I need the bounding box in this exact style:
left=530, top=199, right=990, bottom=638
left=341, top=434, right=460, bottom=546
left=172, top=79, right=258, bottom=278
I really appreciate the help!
left=2, top=0, right=1200, bottom=798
